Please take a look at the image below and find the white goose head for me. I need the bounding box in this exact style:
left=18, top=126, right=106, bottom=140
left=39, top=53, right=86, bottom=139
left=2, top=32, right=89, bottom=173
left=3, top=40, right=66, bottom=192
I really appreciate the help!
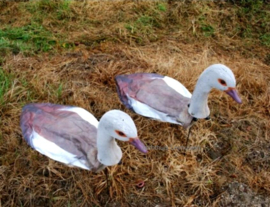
left=97, top=110, right=147, bottom=166
left=188, top=64, right=242, bottom=119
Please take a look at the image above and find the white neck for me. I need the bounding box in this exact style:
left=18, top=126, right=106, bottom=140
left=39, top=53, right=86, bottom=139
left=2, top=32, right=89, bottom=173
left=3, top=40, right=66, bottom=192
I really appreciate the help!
left=96, top=126, right=122, bottom=166
left=188, top=78, right=211, bottom=119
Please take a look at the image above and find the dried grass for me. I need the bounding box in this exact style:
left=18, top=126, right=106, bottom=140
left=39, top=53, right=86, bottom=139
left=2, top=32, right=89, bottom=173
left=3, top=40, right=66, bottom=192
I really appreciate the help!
left=0, top=1, right=270, bottom=207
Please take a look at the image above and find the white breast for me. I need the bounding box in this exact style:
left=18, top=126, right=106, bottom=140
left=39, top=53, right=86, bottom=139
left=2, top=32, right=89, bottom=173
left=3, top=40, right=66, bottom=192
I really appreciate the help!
left=31, top=130, right=90, bottom=170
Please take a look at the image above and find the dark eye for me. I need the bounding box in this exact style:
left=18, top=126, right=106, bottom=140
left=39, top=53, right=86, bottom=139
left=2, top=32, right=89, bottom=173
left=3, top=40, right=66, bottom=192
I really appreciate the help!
left=115, top=130, right=126, bottom=137
left=218, top=79, right=227, bottom=86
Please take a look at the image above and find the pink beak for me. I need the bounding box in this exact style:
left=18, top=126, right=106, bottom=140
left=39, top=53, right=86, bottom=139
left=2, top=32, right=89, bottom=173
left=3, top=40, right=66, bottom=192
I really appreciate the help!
left=129, top=138, right=148, bottom=153
left=225, top=88, right=242, bottom=104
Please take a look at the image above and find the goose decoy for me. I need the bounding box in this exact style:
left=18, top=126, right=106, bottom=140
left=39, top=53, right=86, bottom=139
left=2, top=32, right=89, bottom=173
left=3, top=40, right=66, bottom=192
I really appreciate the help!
left=115, top=64, right=242, bottom=150
left=20, top=103, right=148, bottom=172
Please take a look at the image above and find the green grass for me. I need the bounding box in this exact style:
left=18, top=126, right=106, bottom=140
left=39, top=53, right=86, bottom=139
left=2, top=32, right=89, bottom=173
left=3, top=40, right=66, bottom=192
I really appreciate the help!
left=0, top=23, right=57, bottom=55
left=0, top=0, right=74, bottom=56
left=157, top=3, right=166, bottom=12
left=125, top=16, right=157, bottom=44
left=234, top=0, right=270, bottom=47
left=124, top=13, right=163, bottom=44
left=201, top=24, right=215, bottom=37
left=56, top=83, right=63, bottom=99
left=125, top=15, right=156, bottom=33
left=260, top=33, right=270, bottom=47
left=123, top=3, right=167, bottom=44
left=25, top=0, right=72, bottom=20
left=2, top=0, right=267, bottom=55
